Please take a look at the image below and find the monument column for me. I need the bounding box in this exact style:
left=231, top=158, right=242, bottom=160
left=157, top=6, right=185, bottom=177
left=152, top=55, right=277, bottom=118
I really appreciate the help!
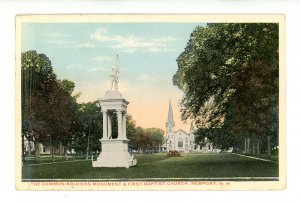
left=102, top=110, right=108, bottom=139
left=123, top=111, right=127, bottom=139
left=117, top=110, right=123, bottom=139
left=107, top=112, right=112, bottom=139
left=93, top=55, right=136, bottom=168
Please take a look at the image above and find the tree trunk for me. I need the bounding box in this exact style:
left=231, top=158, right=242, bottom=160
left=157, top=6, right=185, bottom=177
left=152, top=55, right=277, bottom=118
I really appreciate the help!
left=64, top=146, right=68, bottom=160
left=50, top=136, right=54, bottom=161
left=244, top=138, right=247, bottom=154
left=28, top=140, right=31, bottom=156
left=34, top=141, right=40, bottom=161
left=267, top=136, right=271, bottom=157
left=257, top=139, right=260, bottom=155
left=52, top=145, right=54, bottom=160
left=246, top=138, right=250, bottom=154
left=59, top=141, right=62, bottom=156
left=252, top=140, right=256, bottom=155
left=22, top=134, right=25, bottom=164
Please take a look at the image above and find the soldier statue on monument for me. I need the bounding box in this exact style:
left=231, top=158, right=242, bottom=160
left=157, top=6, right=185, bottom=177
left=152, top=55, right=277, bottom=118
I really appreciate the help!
left=110, top=54, right=120, bottom=91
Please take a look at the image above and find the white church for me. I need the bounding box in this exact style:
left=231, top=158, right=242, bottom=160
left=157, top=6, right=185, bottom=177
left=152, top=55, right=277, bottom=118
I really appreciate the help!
left=161, top=101, right=220, bottom=153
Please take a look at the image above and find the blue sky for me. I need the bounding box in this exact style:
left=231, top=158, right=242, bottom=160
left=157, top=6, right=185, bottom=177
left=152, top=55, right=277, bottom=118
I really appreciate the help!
left=21, top=22, right=205, bottom=131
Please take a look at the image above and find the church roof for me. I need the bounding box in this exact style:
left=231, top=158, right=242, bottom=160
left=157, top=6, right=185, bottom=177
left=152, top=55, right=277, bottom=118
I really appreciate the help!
left=166, top=100, right=175, bottom=127
left=175, top=129, right=188, bottom=134
left=175, top=129, right=194, bottom=136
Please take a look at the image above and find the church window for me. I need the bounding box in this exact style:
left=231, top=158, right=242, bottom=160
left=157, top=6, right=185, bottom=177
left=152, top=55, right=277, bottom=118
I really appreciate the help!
left=200, top=145, right=202, bottom=150
left=208, top=145, right=211, bottom=150
left=186, top=137, right=188, bottom=142
left=185, top=144, right=188, bottom=151
left=178, top=138, right=183, bottom=148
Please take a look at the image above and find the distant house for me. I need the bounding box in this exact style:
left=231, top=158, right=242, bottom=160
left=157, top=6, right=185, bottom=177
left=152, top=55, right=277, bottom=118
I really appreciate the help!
left=24, top=137, right=50, bottom=155
left=23, top=137, right=75, bottom=155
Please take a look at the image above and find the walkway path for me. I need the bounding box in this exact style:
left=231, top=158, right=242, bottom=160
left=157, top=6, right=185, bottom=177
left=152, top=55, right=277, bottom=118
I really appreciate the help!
left=233, top=153, right=274, bottom=162
left=23, top=159, right=90, bottom=166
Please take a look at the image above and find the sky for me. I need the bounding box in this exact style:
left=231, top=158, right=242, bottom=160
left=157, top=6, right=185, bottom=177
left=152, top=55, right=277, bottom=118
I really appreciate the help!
left=21, top=22, right=205, bottom=132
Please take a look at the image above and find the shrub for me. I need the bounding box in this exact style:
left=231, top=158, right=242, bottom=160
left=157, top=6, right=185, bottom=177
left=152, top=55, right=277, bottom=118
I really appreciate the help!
left=167, top=150, right=180, bottom=157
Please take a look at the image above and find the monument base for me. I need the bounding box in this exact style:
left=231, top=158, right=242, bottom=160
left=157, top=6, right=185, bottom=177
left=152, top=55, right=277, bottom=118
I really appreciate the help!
left=92, top=139, right=137, bottom=168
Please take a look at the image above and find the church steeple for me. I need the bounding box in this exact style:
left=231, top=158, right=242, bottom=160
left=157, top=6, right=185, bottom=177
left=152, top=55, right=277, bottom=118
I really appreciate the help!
left=190, top=121, right=195, bottom=133
left=166, top=100, right=175, bottom=128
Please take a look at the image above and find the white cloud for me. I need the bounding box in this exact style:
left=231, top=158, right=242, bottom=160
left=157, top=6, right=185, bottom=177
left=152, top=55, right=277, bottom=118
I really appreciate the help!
left=88, top=67, right=110, bottom=72
left=152, top=36, right=178, bottom=42
left=75, top=43, right=95, bottom=48
left=122, top=49, right=136, bottom=53
left=89, top=56, right=113, bottom=62
left=91, top=28, right=123, bottom=42
left=49, top=40, right=70, bottom=45
left=64, top=64, right=81, bottom=69
left=45, top=32, right=68, bottom=37
left=90, top=28, right=178, bottom=53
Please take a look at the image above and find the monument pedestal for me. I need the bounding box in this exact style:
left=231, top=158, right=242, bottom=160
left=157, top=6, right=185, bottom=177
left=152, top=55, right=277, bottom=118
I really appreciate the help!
left=93, top=56, right=137, bottom=168
left=92, top=139, right=137, bottom=168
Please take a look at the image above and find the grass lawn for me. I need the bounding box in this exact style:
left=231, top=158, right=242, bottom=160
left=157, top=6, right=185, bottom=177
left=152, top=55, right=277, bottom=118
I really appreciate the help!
left=22, top=153, right=278, bottom=180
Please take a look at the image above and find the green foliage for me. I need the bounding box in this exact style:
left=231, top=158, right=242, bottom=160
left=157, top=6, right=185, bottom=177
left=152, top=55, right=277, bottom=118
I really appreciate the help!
left=72, top=101, right=103, bottom=153
left=126, top=114, right=137, bottom=140
left=130, top=127, right=164, bottom=151
left=60, top=79, right=75, bottom=95
left=21, top=51, right=76, bottom=158
left=235, top=61, right=277, bottom=138
left=173, top=23, right=279, bottom=150
left=31, top=76, right=74, bottom=146
left=21, top=51, right=54, bottom=141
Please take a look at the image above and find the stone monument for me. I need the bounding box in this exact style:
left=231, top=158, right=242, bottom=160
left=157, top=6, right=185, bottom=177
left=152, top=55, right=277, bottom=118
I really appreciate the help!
left=93, top=55, right=137, bottom=168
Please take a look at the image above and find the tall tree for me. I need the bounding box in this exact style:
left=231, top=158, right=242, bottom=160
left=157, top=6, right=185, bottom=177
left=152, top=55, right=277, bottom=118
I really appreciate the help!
left=22, top=51, right=76, bottom=161
left=234, top=61, right=277, bottom=154
left=173, top=23, right=279, bottom=154
left=21, top=51, right=54, bottom=161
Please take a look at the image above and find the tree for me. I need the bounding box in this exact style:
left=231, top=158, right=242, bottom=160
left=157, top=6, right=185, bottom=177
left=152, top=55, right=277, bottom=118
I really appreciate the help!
left=146, top=128, right=164, bottom=151
left=129, top=127, right=164, bottom=153
left=234, top=61, right=277, bottom=154
left=21, top=50, right=54, bottom=161
left=29, top=75, right=75, bottom=160
left=59, top=79, right=78, bottom=158
left=61, top=79, right=75, bottom=95
left=173, top=23, right=279, bottom=155
left=72, top=102, right=102, bottom=157
left=22, top=51, right=76, bottom=161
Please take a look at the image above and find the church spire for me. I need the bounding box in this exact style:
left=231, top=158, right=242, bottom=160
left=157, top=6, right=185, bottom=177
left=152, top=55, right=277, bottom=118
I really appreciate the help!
left=166, top=100, right=175, bottom=127
left=190, top=121, right=195, bottom=133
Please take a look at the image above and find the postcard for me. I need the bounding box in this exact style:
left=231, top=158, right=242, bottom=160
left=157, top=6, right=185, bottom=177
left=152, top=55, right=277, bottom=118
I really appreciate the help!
left=15, top=14, right=286, bottom=190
